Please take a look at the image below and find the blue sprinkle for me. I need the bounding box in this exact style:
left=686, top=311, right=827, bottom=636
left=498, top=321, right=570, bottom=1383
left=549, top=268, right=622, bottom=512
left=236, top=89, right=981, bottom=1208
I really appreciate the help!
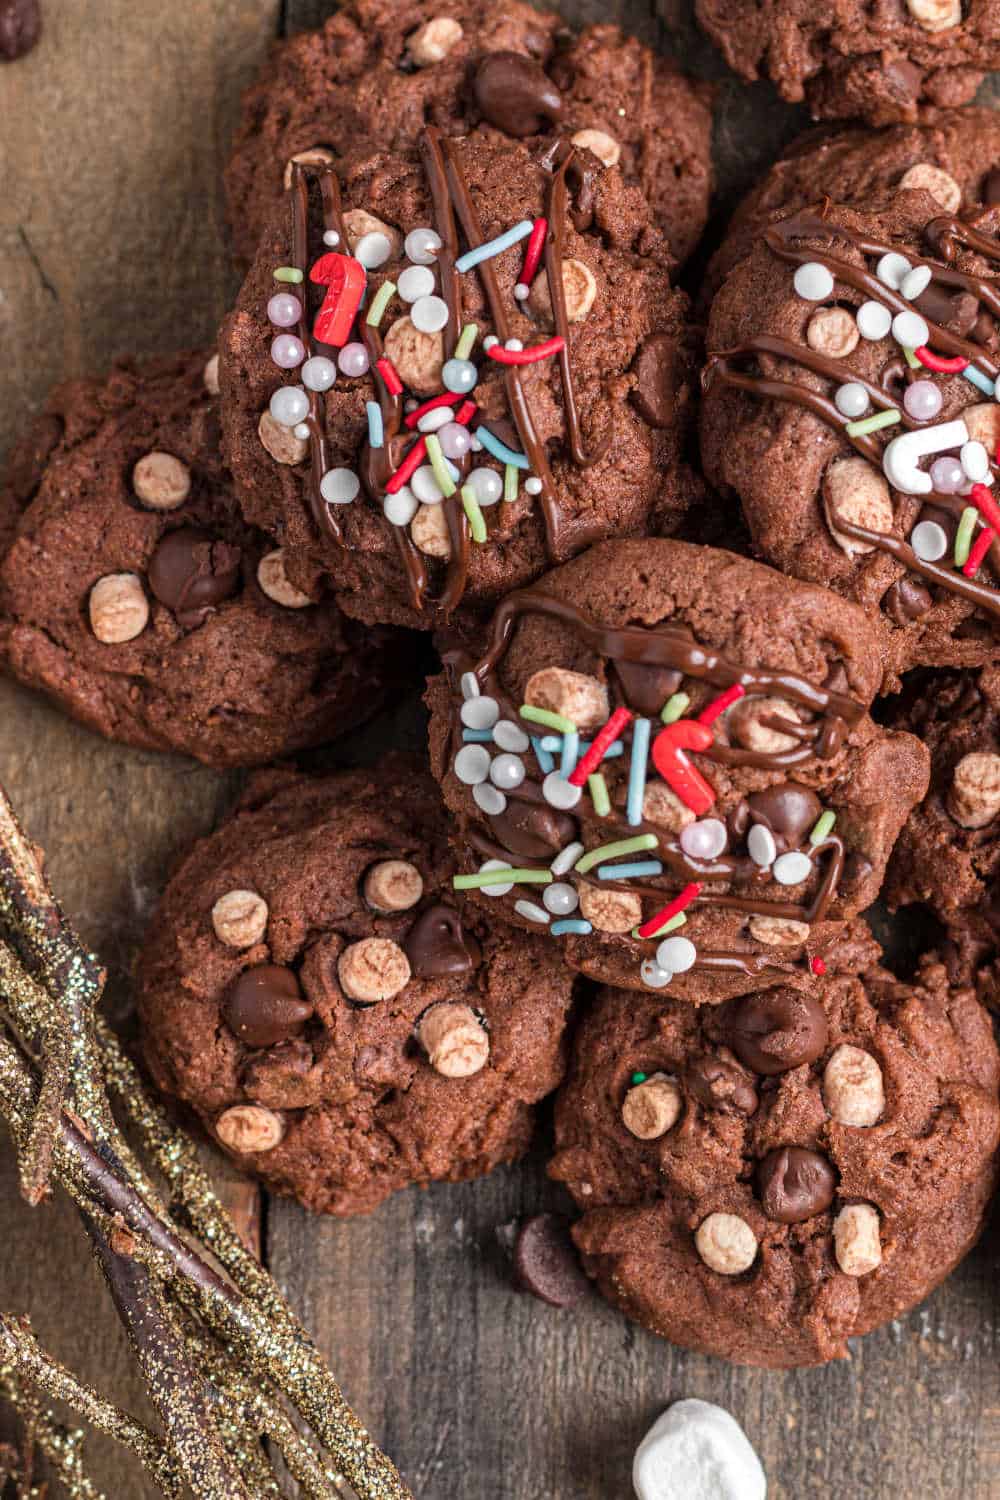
left=366, top=400, right=384, bottom=449
left=540, top=735, right=623, bottom=759
left=626, top=717, right=651, bottom=827
left=462, top=729, right=494, bottom=742
left=596, top=860, right=663, bottom=881
left=455, top=219, right=533, bottom=274
left=551, top=918, right=593, bottom=937
left=531, top=736, right=555, bottom=774
left=963, top=365, right=996, bottom=397
left=560, top=729, right=580, bottom=780
left=476, top=425, right=530, bottom=469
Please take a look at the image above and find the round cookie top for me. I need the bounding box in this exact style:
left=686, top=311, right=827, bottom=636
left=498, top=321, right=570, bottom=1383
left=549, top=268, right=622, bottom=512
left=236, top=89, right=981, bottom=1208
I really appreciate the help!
left=221, top=127, right=700, bottom=629
left=425, top=539, right=929, bottom=1003
left=0, top=350, right=402, bottom=768
left=138, top=761, right=575, bottom=1216
left=706, top=109, right=1000, bottom=305
left=703, top=189, right=1000, bottom=688
left=695, top=0, right=1000, bottom=126
left=225, top=0, right=713, bottom=267
left=549, top=932, right=1000, bottom=1367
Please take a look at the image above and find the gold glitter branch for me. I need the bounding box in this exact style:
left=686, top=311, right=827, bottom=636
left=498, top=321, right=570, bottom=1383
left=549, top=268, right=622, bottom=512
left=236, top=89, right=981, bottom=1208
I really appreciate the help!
left=0, top=780, right=413, bottom=1500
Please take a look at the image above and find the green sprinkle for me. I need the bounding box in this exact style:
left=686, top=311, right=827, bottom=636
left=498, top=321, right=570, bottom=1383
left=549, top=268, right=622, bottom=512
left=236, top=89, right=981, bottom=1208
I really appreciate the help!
left=504, top=463, right=519, bottom=503
left=632, top=911, right=686, bottom=940
left=809, top=810, right=836, bottom=846
left=453, top=867, right=553, bottom=889
left=519, top=704, right=578, bottom=735
left=425, top=433, right=457, bottom=498
left=630, top=1071, right=647, bottom=1085
left=955, top=506, right=978, bottom=568
left=660, top=692, right=690, bottom=724
left=575, top=834, right=658, bottom=876
left=588, top=773, right=611, bottom=817
left=461, top=484, right=487, bottom=543
left=455, top=323, right=478, bottom=359
left=273, top=266, right=303, bottom=283
left=366, top=279, right=397, bottom=328
left=845, top=408, right=901, bottom=438
left=903, top=346, right=921, bottom=370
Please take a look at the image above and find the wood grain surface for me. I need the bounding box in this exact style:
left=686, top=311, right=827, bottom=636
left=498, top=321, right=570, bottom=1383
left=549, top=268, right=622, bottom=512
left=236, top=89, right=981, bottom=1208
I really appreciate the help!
left=1, top=1, right=999, bottom=1495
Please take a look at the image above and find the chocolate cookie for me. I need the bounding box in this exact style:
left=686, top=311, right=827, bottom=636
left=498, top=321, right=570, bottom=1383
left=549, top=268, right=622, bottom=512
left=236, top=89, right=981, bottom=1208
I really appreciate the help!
left=425, top=539, right=929, bottom=1003
left=549, top=935, right=1000, bottom=1367
left=703, top=190, right=1000, bottom=688
left=695, top=0, right=1000, bottom=126
left=224, top=0, right=713, bottom=268
left=138, top=761, right=575, bottom=1216
left=0, top=350, right=403, bottom=768
left=706, top=109, right=1000, bottom=306
left=220, top=127, right=701, bottom=630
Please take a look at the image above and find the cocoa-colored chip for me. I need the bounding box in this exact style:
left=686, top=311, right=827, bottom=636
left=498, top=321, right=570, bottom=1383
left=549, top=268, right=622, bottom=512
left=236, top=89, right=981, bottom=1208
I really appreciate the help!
left=512, top=1214, right=590, bottom=1308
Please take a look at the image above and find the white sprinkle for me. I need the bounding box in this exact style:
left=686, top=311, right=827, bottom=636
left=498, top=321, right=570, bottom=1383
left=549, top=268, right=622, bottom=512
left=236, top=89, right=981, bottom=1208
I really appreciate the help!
left=856, top=301, right=892, bottom=340
left=961, top=439, right=991, bottom=483
left=543, top=773, right=582, bottom=810
left=404, top=227, right=442, bottom=265
left=772, top=850, right=813, bottom=886
left=524, top=477, right=543, bottom=495
left=479, top=859, right=513, bottom=897
left=515, top=899, right=550, bottom=925
left=493, top=719, right=531, bottom=752
left=656, top=936, right=697, bottom=974
left=504, top=338, right=524, bottom=352
left=483, top=335, right=499, bottom=351
left=411, top=294, right=449, bottom=334
left=461, top=671, right=481, bottom=700
left=551, top=842, right=584, bottom=875
left=354, top=231, right=392, bottom=269
left=747, top=824, right=777, bottom=868
left=293, top=422, right=311, bottom=440
left=835, top=382, right=870, bottom=419
left=876, top=252, right=911, bottom=290
left=454, top=745, right=490, bottom=785
left=793, top=262, right=834, bottom=301
left=543, top=882, right=579, bottom=915
left=460, top=694, right=499, bottom=731
left=417, top=407, right=454, bottom=434
left=900, top=264, right=932, bottom=301
left=322, top=229, right=341, bottom=247
left=490, top=753, right=525, bottom=790
left=641, top=960, right=673, bottom=990
left=473, top=781, right=507, bottom=815
left=383, top=487, right=419, bottom=526
left=910, top=519, right=948, bottom=561
left=514, top=283, right=530, bottom=300
left=319, top=467, right=360, bottom=505
left=397, top=265, right=436, bottom=303
left=892, top=310, right=929, bottom=350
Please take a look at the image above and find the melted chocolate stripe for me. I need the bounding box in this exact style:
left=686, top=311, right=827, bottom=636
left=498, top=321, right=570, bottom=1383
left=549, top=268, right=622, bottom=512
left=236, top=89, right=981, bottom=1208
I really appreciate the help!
left=290, top=163, right=342, bottom=547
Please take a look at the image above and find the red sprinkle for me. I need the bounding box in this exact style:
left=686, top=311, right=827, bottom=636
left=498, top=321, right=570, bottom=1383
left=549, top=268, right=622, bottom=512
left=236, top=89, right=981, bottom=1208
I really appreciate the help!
left=811, top=956, right=827, bottom=976
left=651, top=721, right=716, bottom=815
left=518, top=217, right=548, bottom=290
left=963, top=523, right=996, bottom=578
left=487, top=336, right=566, bottom=367
left=384, top=435, right=427, bottom=494
left=310, top=253, right=367, bottom=347
left=568, top=706, right=635, bottom=787
left=638, top=882, right=703, bottom=941
left=970, top=482, right=1000, bottom=534
left=404, top=392, right=462, bottom=429
left=913, top=346, right=968, bottom=374
left=698, top=683, right=745, bottom=727
left=454, top=399, right=478, bottom=427
left=376, top=357, right=404, bottom=398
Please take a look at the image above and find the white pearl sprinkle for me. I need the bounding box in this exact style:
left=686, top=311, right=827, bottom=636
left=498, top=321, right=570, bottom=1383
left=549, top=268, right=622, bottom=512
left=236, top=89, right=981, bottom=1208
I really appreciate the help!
left=641, top=960, right=673, bottom=990
left=465, top=467, right=504, bottom=507
left=892, top=310, right=929, bottom=350
left=404, top=227, right=442, bottom=265
left=473, top=782, right=507, bottom=816
left=543, top=772, right=582, bottom=810
left=490, top=753, right=526, bottom=790
left=411, top=464, right=449, bottom=504
left=876, top=252, right=911, bottom=290
left=319, top=467, right=360, bottom=505
left=524, top=477, right=543, bottom=495
left=354, top=232, right=393, bottom=269
left=461, top=694, right=499, bottom=730
left=493, top=719, right=530, bottom=753
left=793, top=262, right=834, bottom=301
left=397, top=265, right=436, bottom=303
left=383, top=487, right=419, bottom=526
left=483, top=335, right=499, bottom=351
left=411, top=295, right=449, bottom=334
left=910, top=519, right=948, bottom=561
left=322, top=229, right=341, bottom=247
left=961, top=440, right=991, bottom=483
left=551, top=842, right=584, bottom=876
left=834, top=382, right=870, bottom=419
left=543, top=882, right=579, bottom=916
left=514, top=283, right=530, bottom=300
left=515, top=899, right=550, bottom=925
left=747, top=824, right=777, bottom=869
left=772, top=850, right=813, bottom=886
left=900, top=264, right=932, bottom=301
left=656, top=936, right=696, bottom=974
left=293, top=422, right=311, bottom=440
left=504, top=338, right=524, bottom=352
left=679, top=818, right=727, bottom=861
left=479, top=859, right=513, bottom=897
left=454, top=745, right=490, bottom=785
left=856, top=301, right=892, bottom=341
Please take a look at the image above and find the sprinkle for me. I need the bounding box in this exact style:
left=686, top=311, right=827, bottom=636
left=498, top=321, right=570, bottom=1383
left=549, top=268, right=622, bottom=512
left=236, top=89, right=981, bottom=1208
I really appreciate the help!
left=515, top=899, right=550, bottom=925
left=453, top=867, right=553, bottom=889
left=963, top=365, right=997, bottom=397
left=542, top=735, right=624, bottom=759
left=455, top=219, right=534, bottom=274
left=631, top=1071, right=647, bottom=1085
left=651, top=719, right=716, bottom=814
left=809, top=810, right=836, bottom=845
left=597, top=860, right=663, bottom=881
left=504, top=463, right=519, bottom=502
left=588, top=773, right=611, bottom=817
left=520, top=704, right=578, bottom=735
left=575, top=834, right=659, bottom=876
left=626, top=717, right=651, bottom=826
left=698, top=683, right=744, bottom=727
left=963, top=524, right=996, bottom=578
left=902, top=347, right=921, bottom=370
left=376, top=356, right=404, bottom=397
left=637, top=882, right=702, bottom=940
left=425, top=433, right=457, bottom=498
left=365, top=280, right=397, bottom=328
left=954, top=507, right=978, bottom=568
left=845, top=408, right=901, bottom=438
left=462, top=728, right=493, bottom=742
left=660, top=692, right=690, bottom=724
left=461, top=671, right=480, bottom=700
left=273, top=266, right=304, bottom=283
left=552, top=842, right=584, bottom=876
left=454, top=398, right=478, bottom=427
left=455, top=323, right=479, bottom=359
left=404, top=392, right=462, bottom=429
left=476, top=425, right=530, bottom=470
left=811, top=956, right=827, bottom=976
left=384, top=435, right=427, bottom=494
left=531, top=736, right=555, bottom=774
left=366, top=401, right=384, bottom=449
left=970, top=482, right=1000, bottom=534
left=568, top=706, right=635, bottom=786
left=914, top=346, right=968, bottom=373
left=560, top=730, right=580, bottom=779
left=487, top=336, right=566, bottom=367
left=633, top=910, right=687, bottom=938
left=519, top=217, right=548, bottom=289
left=551, top=918, right=593, bottom=936
left=460, top=484, right=488, bottom=543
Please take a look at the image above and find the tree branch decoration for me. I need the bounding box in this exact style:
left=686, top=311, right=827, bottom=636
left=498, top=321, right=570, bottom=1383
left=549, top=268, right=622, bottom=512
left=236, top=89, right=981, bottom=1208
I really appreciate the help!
left=0, top=780, right=413, bottom=1500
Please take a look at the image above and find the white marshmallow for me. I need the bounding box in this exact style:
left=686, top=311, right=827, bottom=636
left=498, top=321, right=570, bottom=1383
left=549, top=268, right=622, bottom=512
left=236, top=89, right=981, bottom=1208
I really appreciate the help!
left=633, top=1400, right=767, bottom=1500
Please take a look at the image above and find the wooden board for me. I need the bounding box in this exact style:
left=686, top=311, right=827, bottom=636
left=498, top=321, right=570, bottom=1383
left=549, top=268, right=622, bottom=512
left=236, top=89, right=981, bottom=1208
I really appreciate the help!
left=1, top=0, right=999, bottom=1495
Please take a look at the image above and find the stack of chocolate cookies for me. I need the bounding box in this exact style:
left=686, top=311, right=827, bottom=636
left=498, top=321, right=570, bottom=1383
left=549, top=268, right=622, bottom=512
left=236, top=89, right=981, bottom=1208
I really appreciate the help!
left=5, top=0, right=1000, bottom=1371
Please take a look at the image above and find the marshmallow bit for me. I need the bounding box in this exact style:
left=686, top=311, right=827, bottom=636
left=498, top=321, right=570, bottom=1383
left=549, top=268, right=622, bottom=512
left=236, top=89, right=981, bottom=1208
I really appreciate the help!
left=632, top=1399, right=767, bottom=1500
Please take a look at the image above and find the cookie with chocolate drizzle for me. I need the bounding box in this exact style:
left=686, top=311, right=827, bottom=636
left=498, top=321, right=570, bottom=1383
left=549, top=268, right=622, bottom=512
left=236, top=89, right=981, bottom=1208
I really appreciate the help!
left=549, top=925, right=1000, bottom=1367
left=425, top=539, right=929, bottom=1004
left=221, top=127, right=701, bottom=629
left=703, top=188, right=1000, bottom=688
left=138, top=759, right=575, bottom=1216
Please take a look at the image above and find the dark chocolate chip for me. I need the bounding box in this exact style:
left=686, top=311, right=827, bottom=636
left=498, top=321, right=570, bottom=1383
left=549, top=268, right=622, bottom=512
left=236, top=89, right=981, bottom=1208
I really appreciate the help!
left=148, top=527, right=241, bottom=628
left=473, top=51, right=562, bottom=137
left=746, top=784, right=822, bottom=848
left=512, top=1214, right=590, bottom=1308
left=684, top=1053, right=758, bottom=1116
left=885, top=576, right=933, bottom=624
left=914, top=283, right=979, bottom=338
left=488, top=791, right=577, bottom=859
left=631, top=334, right=681, bottom=429
left=756, top=1146, right=836, bottom=1224
left=614, top=657, right=683, bottom=716
left=725, top=987, right=828, bottom=1076
left=404, top=903, right=481, bottom=978
left=223, top=965, right=313, bottom=1049
left=0, top=0, right=40, bottom=60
